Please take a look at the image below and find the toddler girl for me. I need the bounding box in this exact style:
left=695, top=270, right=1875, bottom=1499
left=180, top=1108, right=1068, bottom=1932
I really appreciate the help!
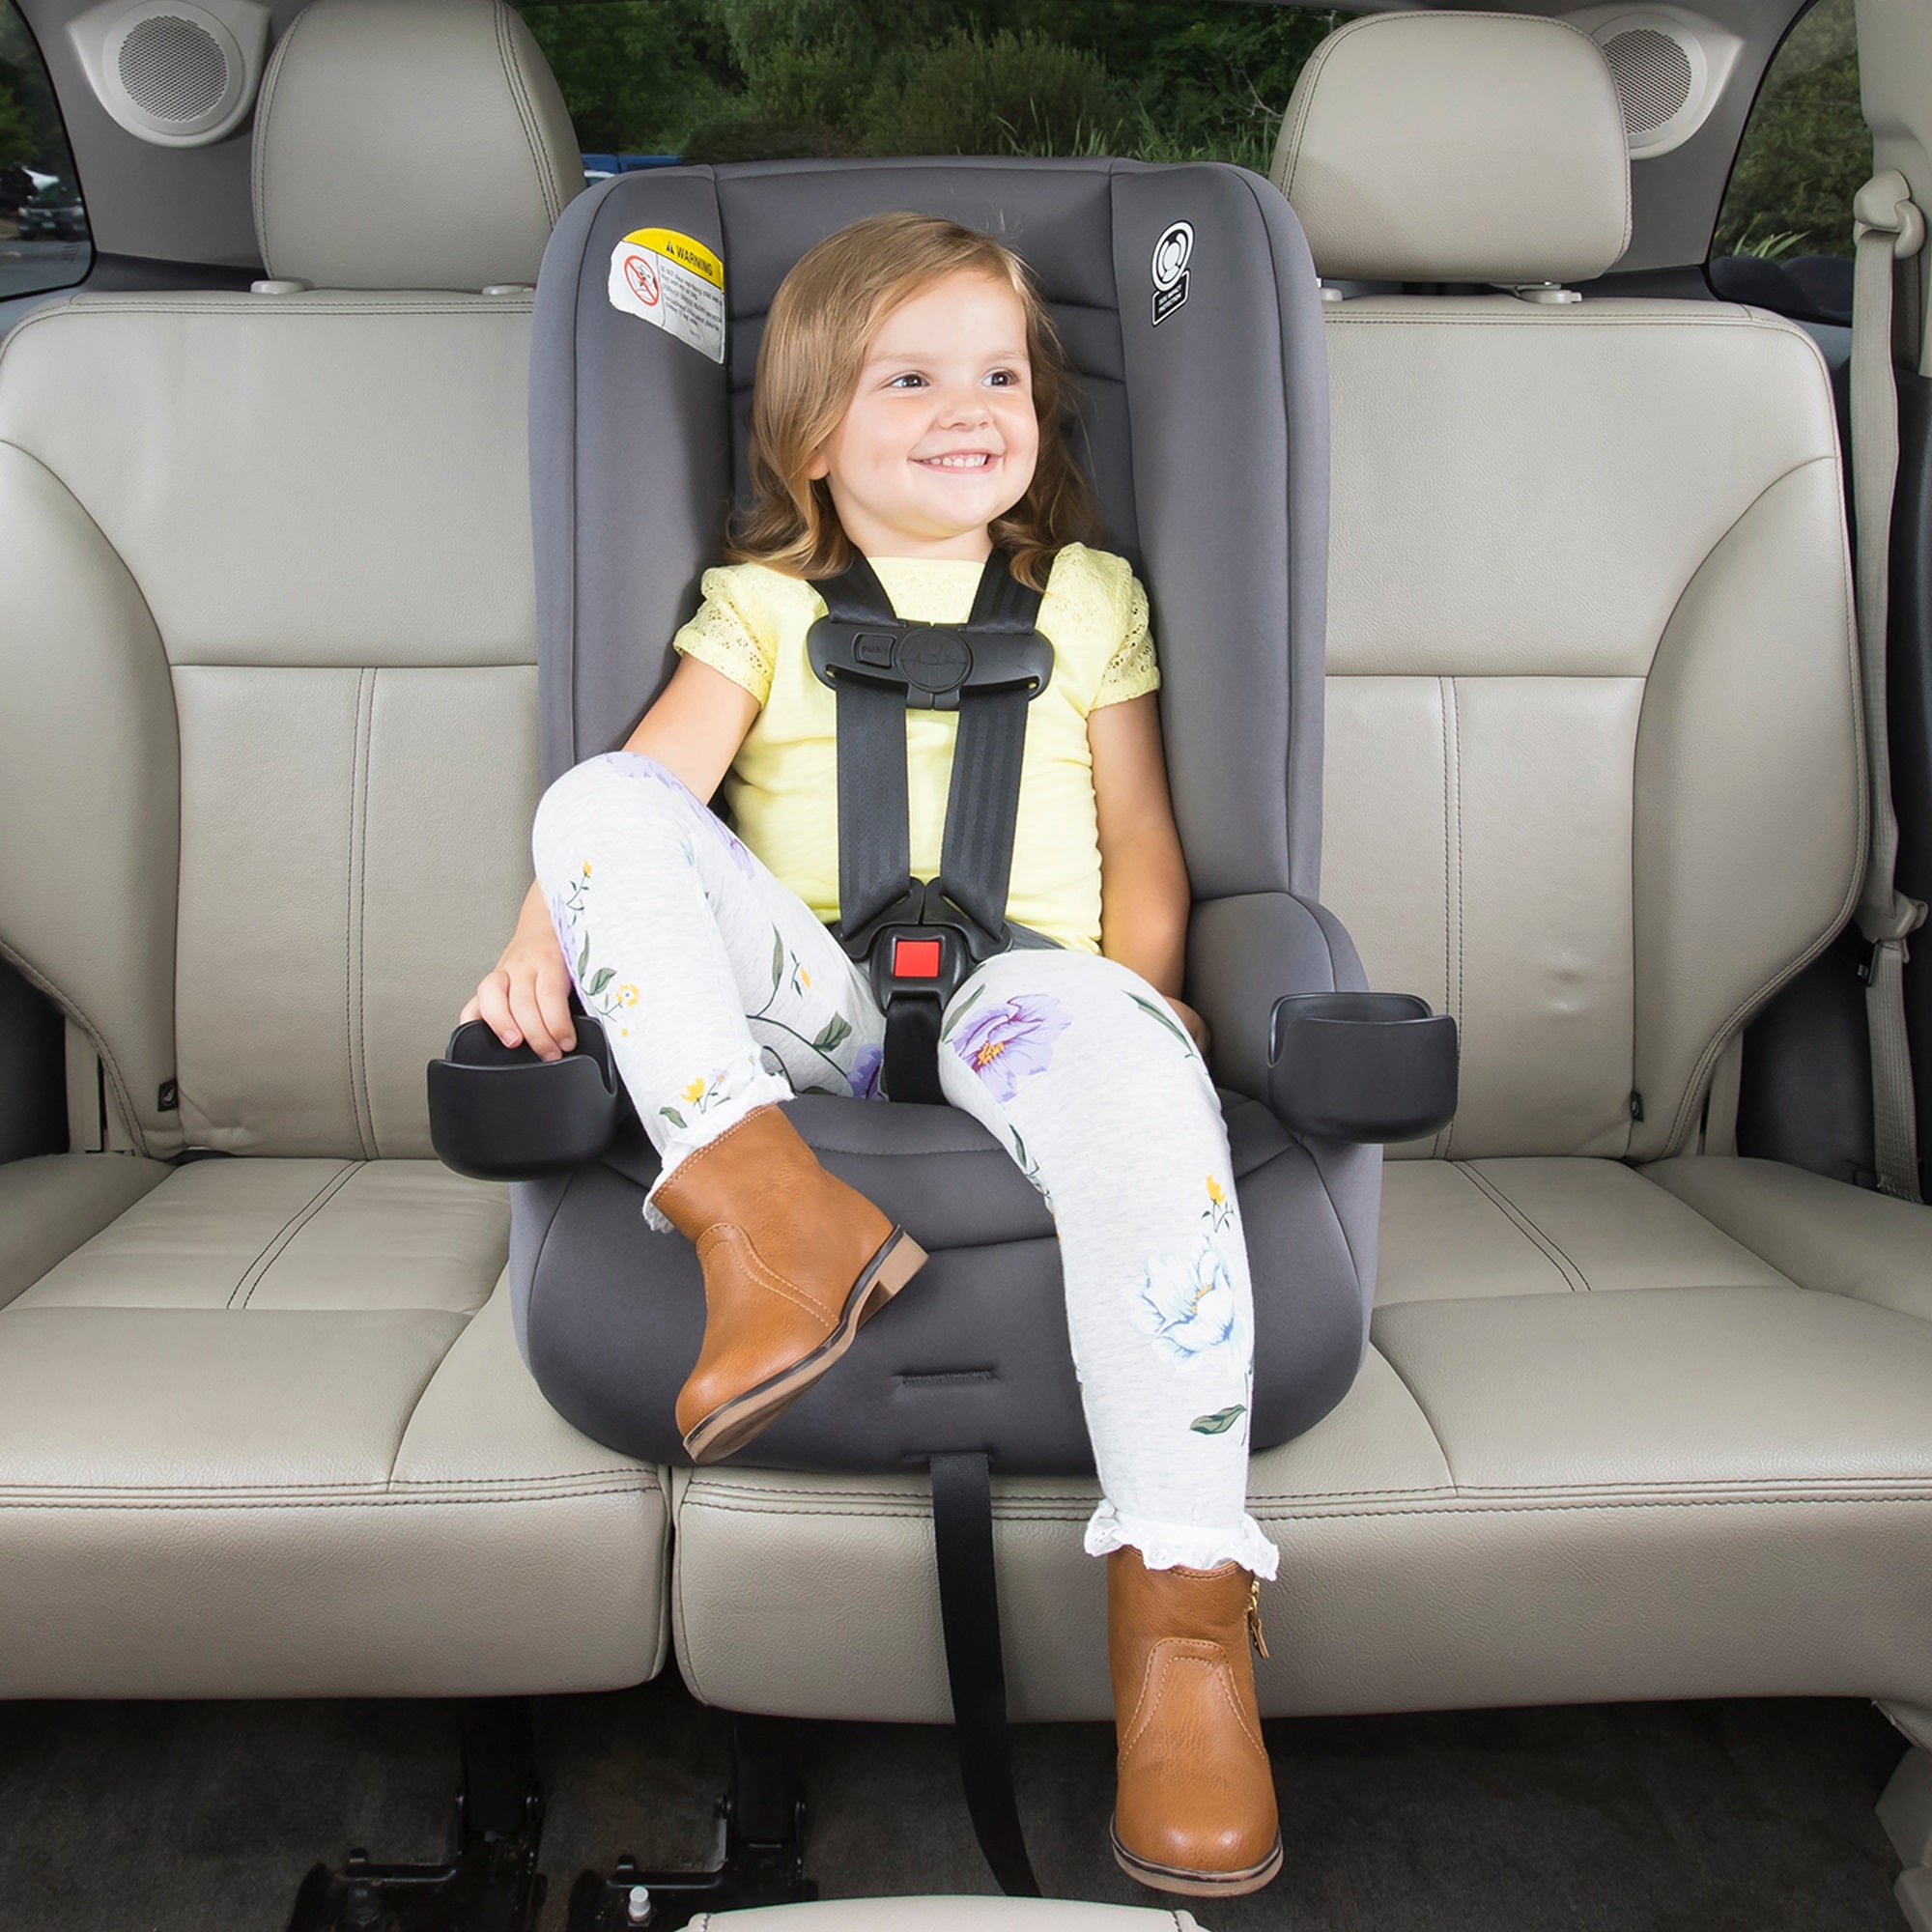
left=468, top=211, right=1281, bottom=1898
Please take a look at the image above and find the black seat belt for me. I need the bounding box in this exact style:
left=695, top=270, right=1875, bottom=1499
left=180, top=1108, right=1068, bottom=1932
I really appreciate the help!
left=930, top=1451, right=1043, bottom=1898
left=807, top=551, right=1055, bottom=1103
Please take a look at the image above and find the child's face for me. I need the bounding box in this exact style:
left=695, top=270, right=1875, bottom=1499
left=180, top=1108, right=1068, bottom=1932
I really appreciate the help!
left=808, top=269, right=1039, bottom=559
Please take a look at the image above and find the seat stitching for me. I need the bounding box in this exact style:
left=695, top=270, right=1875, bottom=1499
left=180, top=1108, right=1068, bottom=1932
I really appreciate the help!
left=383, top=1304, right=476, bottom=1487
left=346, top=667, right=377, bottom=1159
left=0, top=1465, right=661, bottom=1496
left=493, top=0, right=562, bottom=226
left=1444, top=676, right=1464, bottom=1157
left=1435, top=676, right=1454, bottom=1158
left=1274, top=25, right=1350, bottom=198
left=1324, top=313, right=1831, bottom=340
left=1455, top=1163, right=1591, bottom=1293
left=0, top=1483, right=660, bottom=1512
left=1353, top=1340, right=1458, bottom=1485
left=668, top=1487, right=1932, bottom=1523
left=1637, top=452, right=1861, bottom=1152
left=248, top=1, right=313, bottom=273
left=358, top=668, right=377, bottom=1153
left=0, top=444, right=173, bottom=1156
left=12, top=301, right=533, bottom=320
left=1629, top=1171, right=1827, bottom=1299
left=679, top=1469, right=1932, bottom=1508
left=228, top=1161, right=357, bottom=1308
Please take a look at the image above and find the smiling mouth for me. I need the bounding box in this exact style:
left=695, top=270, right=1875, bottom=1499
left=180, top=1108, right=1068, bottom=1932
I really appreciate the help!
left=915, top=451, right=999, bottom=470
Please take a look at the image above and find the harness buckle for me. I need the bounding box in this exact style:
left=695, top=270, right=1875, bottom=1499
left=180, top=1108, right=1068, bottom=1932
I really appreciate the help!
left=808, top=620, right=1050, bottom=712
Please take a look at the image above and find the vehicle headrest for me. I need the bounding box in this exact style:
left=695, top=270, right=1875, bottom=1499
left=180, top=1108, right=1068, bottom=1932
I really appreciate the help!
left=252, top=0, right=580, bottom=291
left=1271, top=12, right=1632, bottom=286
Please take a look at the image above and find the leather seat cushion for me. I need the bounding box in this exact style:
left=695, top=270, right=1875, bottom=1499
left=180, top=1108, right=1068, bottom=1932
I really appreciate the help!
left=0, top=1155, right=668, bottom=1697
left=668, top=1156, right=1932, bottom=1730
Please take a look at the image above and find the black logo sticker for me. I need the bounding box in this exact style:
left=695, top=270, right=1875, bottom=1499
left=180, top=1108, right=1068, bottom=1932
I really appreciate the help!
left=1151, top=220, right=1193, bottom=326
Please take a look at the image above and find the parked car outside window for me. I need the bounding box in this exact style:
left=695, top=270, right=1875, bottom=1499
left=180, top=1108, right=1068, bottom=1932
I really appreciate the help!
left=0, top=0, right=90, bottom=299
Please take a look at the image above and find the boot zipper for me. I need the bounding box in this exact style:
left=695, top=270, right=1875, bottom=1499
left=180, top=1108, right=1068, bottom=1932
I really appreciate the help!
left=1246, top=1577, right=1270, bottom=1661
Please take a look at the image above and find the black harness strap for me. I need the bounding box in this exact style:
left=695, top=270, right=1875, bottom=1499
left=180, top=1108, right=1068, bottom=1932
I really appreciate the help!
left=936, top=560, right=1043, bottom=940
left=930, top=1450, right=1042, bottom=1898
left=822, top=554, right=919, bottom=938
left=833, top=678, right=917, bottom=938
left=812, top=550, right=1048, bottom=952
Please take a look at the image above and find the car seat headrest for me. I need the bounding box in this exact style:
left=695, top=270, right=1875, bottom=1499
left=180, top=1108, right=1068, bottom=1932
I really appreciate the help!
left=1271, top=12, right=1632, bottom=287
left=252, top=0, right=580, bottom=292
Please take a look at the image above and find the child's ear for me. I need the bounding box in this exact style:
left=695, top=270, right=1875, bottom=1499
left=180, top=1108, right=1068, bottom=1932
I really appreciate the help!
left=805, top=446, right=830, bottom=481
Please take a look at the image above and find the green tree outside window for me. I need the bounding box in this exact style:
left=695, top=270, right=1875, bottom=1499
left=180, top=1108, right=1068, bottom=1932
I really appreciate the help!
left=1713, top=0, right=1868, bottom=262
left=510, top=0, right=1350, bottom=170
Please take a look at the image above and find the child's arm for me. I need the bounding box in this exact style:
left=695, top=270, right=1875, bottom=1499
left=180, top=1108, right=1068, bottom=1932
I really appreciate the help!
left=1091, top=693, right=1209, bottom=1055
left=465, top=659, right=759, bottom=1059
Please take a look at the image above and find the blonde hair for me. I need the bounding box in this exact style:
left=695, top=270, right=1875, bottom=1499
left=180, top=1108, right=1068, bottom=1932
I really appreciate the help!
left=727, top=211, right=1099, bottom=590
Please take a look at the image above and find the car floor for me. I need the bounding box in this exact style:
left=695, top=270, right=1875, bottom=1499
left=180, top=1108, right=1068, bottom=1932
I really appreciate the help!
left=0, top=1673, right=1909, bottom=1931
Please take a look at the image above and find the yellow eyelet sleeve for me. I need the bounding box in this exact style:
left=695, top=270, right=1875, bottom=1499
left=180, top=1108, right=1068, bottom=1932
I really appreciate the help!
left=671, top=565, right=780, bottom=706
left=1092, top=568, right=1160, bottom=709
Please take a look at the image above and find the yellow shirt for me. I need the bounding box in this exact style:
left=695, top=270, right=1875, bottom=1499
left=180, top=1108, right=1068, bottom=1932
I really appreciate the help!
left=671, top=543, right=1159, bottom=953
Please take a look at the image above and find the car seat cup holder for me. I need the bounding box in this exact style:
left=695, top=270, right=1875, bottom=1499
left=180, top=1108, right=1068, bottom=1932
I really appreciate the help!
left=426, top=1014, right=625, bottom=1180
left=1266, top=991, right=1460, bottom=1144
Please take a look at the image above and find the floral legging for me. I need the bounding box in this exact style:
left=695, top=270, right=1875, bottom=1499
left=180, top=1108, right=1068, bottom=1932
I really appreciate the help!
left=532, top=752, right=1278, bottom=1577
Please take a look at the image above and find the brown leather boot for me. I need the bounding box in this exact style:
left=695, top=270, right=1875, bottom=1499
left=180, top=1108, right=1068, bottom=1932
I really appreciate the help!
left=1107, top=1547, right=1282, bottom=1897
left=655, top=1104, right=926, bottom=1464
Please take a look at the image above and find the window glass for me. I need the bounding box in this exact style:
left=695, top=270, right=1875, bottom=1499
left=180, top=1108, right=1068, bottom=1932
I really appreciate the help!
left=511, top=1, right=1351, bottom=174
left=1709, top=0, right=1866, bottom=322
left=0, top=0, right=90, bottom=299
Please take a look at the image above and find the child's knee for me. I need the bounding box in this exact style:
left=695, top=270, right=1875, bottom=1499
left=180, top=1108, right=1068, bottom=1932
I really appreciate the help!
left=533, top=752, right=693, bottom=866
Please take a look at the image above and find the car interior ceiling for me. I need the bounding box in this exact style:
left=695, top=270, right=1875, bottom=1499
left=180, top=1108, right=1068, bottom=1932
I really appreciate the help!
left=2, top=0, right=1931, bottom=1928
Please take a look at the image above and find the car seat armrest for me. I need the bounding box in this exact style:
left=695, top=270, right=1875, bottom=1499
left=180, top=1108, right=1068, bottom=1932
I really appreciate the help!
left=427, top=1016, right=625, bottom=1180
left=1187, top=892, right=1458, bottom=1144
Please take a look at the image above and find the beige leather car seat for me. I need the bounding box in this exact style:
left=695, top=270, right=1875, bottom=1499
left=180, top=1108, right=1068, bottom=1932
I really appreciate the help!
left=1273, top=12, right=1932, bottom=1736
left=667, top=14, right=1932, bottom=1749
left=0, top=0, right=667, bottom=1698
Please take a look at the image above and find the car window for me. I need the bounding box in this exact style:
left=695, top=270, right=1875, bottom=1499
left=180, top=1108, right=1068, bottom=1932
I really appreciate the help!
left=511, top=1, right=1352, bottom=173
left=1708, top=0, right=1866, bottom=323
left=0, top=0, right=90, bottom=299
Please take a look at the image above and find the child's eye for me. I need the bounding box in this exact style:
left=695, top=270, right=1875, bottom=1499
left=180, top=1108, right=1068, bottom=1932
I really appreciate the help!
left=887, top=372, right=926, bottom=389
left=985, top=369, right=1021, bottom=387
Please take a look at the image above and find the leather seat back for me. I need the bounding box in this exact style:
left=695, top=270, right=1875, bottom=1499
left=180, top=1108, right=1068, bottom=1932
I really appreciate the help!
left=1274, top=13, right=1863, bottom=1162
left=0, top=0, right=577, bottom=1160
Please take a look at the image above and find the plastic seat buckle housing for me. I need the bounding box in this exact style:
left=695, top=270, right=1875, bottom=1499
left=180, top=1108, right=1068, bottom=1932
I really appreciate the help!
left=808, top=620, right=1051, bottom=710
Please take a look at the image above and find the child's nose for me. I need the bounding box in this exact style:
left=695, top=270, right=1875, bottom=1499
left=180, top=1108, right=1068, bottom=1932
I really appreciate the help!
left=937, top=383, right=990, bottom=428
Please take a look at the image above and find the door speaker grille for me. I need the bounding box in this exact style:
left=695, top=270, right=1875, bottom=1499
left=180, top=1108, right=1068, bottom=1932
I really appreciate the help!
left=117, top=12, right=228, bottom=121
left=1602, top=26, right=1693, bottom=137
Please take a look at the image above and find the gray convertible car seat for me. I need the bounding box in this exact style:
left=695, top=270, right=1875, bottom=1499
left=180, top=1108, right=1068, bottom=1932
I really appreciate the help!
left=506, top=156, right=1411, bottom=1480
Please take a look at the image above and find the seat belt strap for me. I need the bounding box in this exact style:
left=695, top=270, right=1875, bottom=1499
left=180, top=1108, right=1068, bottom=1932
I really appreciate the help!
left=1850, top=171, right=1929, bottom=1201
left=929, top=1451, right=1042, bottom=1898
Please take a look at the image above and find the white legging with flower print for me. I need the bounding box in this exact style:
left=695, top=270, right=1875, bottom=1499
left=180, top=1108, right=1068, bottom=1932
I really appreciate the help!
left=531, top=752, right=1278, bottom=1578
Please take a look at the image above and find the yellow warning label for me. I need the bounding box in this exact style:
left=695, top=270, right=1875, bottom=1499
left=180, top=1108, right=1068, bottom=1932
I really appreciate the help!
left=608, top=227, right=726, bottom=363
left=624, top=227, right=724, bottom=289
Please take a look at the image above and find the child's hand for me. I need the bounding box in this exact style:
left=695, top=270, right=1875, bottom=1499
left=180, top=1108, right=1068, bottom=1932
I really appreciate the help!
left=462, top=883, right=577, bottom=1061
left=1166, top=995, right=1211, bottom=1058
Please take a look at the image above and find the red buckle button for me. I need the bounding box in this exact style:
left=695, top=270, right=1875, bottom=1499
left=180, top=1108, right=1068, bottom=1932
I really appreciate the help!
left=892, top=937, right=944, bottom=980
